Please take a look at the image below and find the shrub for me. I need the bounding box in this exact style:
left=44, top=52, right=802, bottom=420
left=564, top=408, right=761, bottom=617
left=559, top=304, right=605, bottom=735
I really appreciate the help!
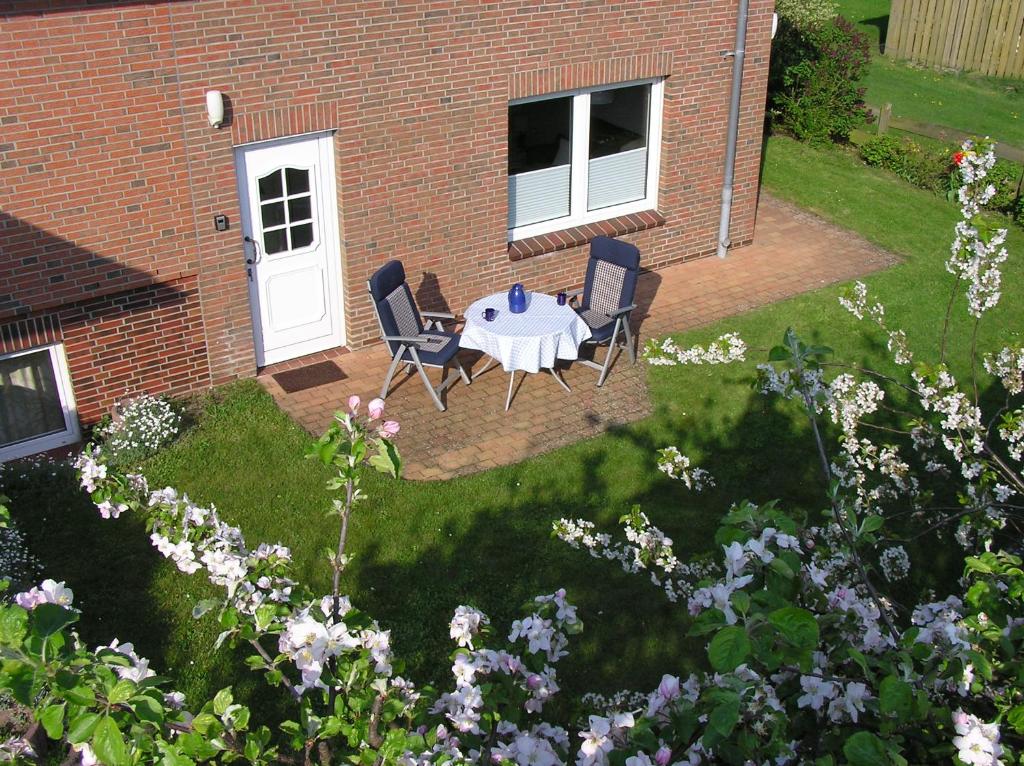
left=985, top=158, right=1023, bottom=214
left=774, top=0, right=838, bottom=28
left=865, top=135, right=1024, bottom=223
left=771, top=16, right=872, bottom=145
left=95, top=393, right=180, bottom=468
left=860, top=134, right=951, bottom=193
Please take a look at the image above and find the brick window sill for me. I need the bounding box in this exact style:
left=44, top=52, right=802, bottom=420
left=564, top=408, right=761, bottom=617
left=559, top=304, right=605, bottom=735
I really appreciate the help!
left=507, top=210, right=666, bottom=261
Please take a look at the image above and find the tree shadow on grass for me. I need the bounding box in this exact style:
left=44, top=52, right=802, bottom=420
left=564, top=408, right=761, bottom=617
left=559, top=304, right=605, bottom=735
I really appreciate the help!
left=348, top=382, right=822, bottom=709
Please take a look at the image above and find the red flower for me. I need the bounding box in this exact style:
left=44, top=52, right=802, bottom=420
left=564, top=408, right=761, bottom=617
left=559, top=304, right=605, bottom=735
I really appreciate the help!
left=953, top=151, right=964, bottom=165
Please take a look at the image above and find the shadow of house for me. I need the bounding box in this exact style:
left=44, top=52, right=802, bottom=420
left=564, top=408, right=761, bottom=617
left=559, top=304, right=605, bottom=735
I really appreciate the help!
left=0, top=210, right=207, bottom=428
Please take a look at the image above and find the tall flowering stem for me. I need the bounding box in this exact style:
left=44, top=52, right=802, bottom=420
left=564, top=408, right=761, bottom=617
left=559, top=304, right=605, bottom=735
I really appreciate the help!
left=307, top=395, right=400, bottom=743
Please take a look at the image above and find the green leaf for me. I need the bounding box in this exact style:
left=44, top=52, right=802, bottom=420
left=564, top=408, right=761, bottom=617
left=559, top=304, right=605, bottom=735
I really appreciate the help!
left=708, top=626, right=751, bottom=672
left=92, top=716, right=128, bottom=766
left=131, top=694, right=165, bottom=724
left=1005, top=705, right=1024, bottom=735
left=0, top=606, right=28, bottom=646
left=708, top=694, right=740, bottom=738
left=688, top=608, right=727, bottom=636
left=67, top=712, right=101, bottom=744
left=31, top=603, right=76, bottom=638
left=860, top=515, right=884, bottom=534
left=769, top=606, right=819, bottom=650
left=213, top=687, right=233, bottom=716
left=39, top=703, right=65, bottom=739
left=768, top=345, right=790, bottom=362
left=879, top=675, right=913, bottom=719
left=843, top=731, right=889, bottom=766
left=64, top=685, right=96, bottom=707
left=107, top=679, right=135, bottom=706
left=191, top=712, right=220, bottom=736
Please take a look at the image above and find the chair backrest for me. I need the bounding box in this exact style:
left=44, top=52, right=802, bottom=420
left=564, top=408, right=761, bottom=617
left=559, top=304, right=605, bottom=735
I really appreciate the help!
left=583, top=236, right=640, bottom=316
left=368, top=260, right=423, bottom=357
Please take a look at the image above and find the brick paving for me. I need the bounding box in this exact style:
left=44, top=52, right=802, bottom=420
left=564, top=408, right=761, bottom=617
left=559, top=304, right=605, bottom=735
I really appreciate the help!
left=258, top=195, right=897, bottom=480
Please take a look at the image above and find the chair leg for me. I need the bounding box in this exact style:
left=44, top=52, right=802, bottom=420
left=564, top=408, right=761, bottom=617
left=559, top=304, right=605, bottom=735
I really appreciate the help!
left=455, top=356, right=471, bottom=385
left=380, top=347, right=406, bottom=400
left=597, top=318, right=622, bottom=388
left=410, top=348, right=446, bottom=411
left=622, top=317, right=637, bottom=364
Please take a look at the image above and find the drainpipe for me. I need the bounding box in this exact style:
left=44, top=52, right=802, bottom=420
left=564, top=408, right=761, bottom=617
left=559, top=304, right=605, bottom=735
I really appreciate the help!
left=716, top=0, right=750, bottom=258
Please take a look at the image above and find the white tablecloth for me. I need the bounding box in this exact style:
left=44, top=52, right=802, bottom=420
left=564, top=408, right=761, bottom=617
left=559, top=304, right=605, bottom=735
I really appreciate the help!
left=460, top=291, right=592, bottom=373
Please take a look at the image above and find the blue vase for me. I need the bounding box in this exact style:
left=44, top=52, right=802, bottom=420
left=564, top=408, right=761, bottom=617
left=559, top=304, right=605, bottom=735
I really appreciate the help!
left=508, top=283, right=527, bottom=314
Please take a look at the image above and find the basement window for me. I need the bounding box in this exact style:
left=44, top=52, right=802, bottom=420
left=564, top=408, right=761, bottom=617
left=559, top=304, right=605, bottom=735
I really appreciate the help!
left=507, top=78, right=664, bottom=241
left=0, top=344, right=80, bottom=461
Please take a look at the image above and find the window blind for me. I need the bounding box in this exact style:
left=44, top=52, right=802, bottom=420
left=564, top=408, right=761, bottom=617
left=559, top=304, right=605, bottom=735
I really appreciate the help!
left=508, top=165, right=571, bottom=229
left=587, top=147, right=648, bottom=211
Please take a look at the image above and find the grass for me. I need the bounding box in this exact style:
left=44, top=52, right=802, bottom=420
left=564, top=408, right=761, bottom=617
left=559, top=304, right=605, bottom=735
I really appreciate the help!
left=836, top=0, right=1024, bottom=146
left=5, top=136, right=1023, bottom=722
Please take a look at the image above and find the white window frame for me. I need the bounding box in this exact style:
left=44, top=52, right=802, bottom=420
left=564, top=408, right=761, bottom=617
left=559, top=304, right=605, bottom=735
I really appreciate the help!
left=0, top=343, right=80, bottom=462
left=508, top=77, right=664, bottom=242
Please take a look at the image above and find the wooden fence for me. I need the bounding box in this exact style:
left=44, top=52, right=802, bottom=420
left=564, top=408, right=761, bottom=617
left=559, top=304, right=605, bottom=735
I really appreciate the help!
left=886, top=0, right=1024, bottom=78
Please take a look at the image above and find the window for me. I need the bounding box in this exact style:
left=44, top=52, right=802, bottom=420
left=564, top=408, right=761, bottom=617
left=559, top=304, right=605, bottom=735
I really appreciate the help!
left=508, top=78, right=663, bottom=240
left=257, top=167, right=316, bottom=254
left=0, top=344, right=80, bottom=461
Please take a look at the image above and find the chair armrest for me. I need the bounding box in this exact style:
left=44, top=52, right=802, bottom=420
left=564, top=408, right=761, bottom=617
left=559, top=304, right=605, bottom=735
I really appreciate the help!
left=566, top=288, right=584, bottom=307
left=420, top=311, right=456, bottom=320
left=609, top=303, right=637, bottom=318
left=383, top=335, right=426, bottom=345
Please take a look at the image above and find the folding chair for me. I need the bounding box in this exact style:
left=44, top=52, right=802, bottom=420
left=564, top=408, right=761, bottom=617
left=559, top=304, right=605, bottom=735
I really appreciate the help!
left=567, top=236, right=640, bottom=387
left=367, top=260, right=470, bottom=411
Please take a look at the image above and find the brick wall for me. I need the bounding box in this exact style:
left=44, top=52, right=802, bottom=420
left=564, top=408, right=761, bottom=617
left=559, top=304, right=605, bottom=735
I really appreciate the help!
left=1, top=0, right=772, bottom=410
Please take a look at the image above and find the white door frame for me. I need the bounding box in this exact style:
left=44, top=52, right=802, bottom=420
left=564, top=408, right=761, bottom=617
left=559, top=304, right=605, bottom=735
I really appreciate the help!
left=235, top=131, right=345, bottom=367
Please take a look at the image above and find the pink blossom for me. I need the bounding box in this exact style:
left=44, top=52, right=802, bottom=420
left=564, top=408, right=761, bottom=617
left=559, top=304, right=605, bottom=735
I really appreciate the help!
left=379, top=420, right=400, bottom=437
left=655, top=746, right=672, bottom=766
left=368, top=398, right=385, bottom=419
left=347, top=395, right=360, bottom=414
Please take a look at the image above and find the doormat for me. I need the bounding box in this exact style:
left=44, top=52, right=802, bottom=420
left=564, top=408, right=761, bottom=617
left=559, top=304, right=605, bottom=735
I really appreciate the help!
left=272, top=361, right=347, bottom=393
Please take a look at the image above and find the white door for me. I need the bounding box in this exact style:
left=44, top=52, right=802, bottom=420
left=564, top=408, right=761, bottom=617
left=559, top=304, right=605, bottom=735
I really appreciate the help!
left=235, top=132, right=344, bottom=366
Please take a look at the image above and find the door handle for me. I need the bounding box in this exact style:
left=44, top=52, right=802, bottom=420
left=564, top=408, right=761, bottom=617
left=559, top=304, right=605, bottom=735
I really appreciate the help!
left=244, top=235, right=262, bottom=265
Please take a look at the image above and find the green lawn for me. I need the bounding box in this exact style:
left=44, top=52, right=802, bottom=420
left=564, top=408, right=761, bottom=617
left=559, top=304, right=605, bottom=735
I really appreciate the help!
left=836, top=0, right=1024, bottom=146
left=5, top=136, right=1023, bottom=721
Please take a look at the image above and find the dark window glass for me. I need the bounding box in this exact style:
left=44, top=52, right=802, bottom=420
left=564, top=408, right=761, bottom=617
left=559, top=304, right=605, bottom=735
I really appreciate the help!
left=264, top=229, right=287, bottom=255
left=285, top=167, right=310, bottom=195
left=258, top=170, right=283, bottom=201
left=290, top=223, right=314, bottom=250
left=261, top=201, right=286, bottom=228
left=0, top=350, right=65, bottom=446
left=589, top=84, right=650, bottom=159
left=288, top=195, right=312, bottom=223
left=508, top=96, right=572, bottom=175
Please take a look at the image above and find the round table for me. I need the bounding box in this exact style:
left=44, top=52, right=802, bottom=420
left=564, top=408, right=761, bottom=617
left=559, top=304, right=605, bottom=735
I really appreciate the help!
left=459, top=291, right=592, bottom=410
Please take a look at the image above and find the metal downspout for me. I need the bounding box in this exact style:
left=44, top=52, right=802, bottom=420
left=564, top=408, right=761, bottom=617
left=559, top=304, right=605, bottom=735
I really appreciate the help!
left=717, top=0, right=751, bottom=258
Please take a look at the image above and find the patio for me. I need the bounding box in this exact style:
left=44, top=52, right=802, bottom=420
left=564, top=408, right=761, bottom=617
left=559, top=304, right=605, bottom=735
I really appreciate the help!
left=257, top=194, right=897, bottom=480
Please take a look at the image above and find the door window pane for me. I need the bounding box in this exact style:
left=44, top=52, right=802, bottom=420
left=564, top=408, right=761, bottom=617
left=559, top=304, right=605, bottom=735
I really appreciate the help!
left=285, top=167, right=310, bottom=195
left=288, top=195, right=312, bottom=223
left=261, top=201, right=286, bottom=228
left=291, top=223, right=314, bottom=250
left=0, top=350, right=66, bottom=447
left=588, top=84, right=650, bottom=211
left=258, top=170, right=283, bottom=201
left=264, top=228, right=287, bottom=255
left=508, top=97, right=573, bottom=228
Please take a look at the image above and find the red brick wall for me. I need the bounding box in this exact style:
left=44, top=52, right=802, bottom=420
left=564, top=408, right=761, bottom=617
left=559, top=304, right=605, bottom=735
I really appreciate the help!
left=1, top=0, right=772, bottom=403
left=0, top=277, right=210, bottom=425
left=60, top=276, right=211, bottom=423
